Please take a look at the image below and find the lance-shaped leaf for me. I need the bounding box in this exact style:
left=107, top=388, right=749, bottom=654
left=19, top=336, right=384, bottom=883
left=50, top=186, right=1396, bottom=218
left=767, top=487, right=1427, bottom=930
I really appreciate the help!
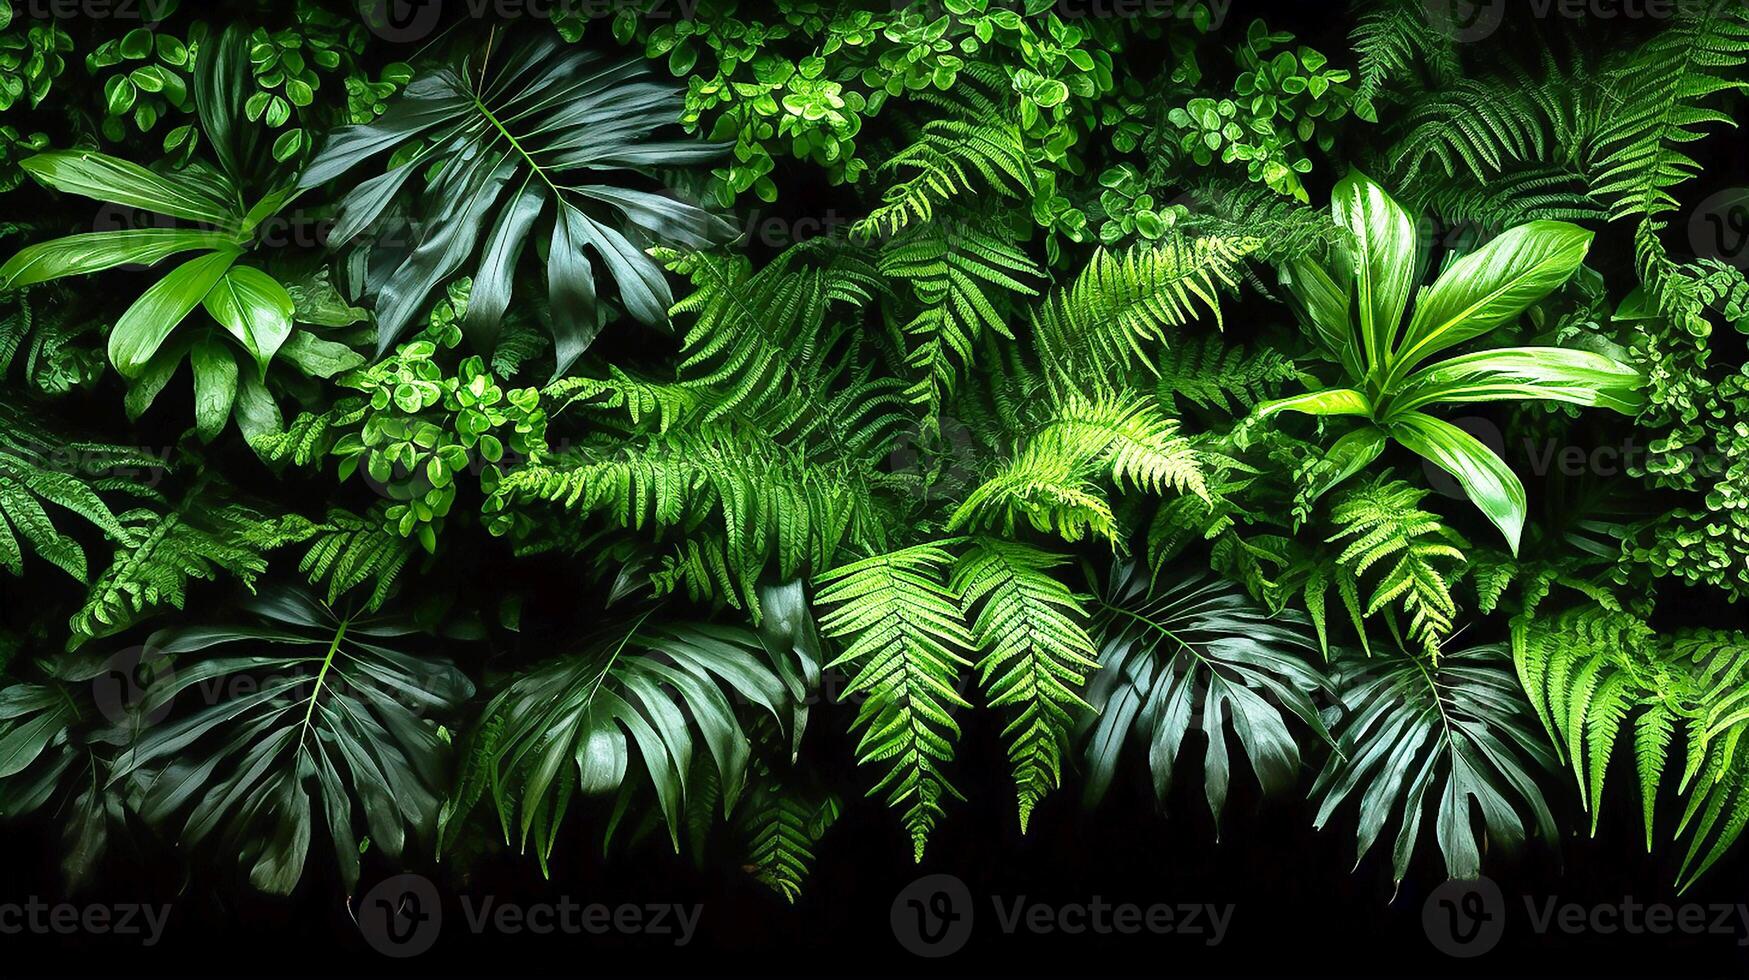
left=1386, top=220, right=1593, bottom=386
left=0, top=229, right=239, bottom=288
left=1331, top=171, right=1417, bottom=378
left=108, top=248, right=241, bottom=379
left=1388, top=346, right=1646, bottom=417
left=202, top=265, right=295, bottom=379
left=1255, top=387, right=1374, bottom=419
left=1390, top=410, right=1528, bottom=554
left=19, top=150, right=238, bottom=227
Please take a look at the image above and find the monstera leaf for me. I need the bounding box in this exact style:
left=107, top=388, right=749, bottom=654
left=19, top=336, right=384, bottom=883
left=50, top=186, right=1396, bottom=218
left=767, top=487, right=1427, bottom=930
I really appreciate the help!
left=1079, top=563, right=1334, bottom=829
left=105, top=588, right=472, bottom=894
left=439, top=583, right=819, bottom=872
left=300, top=33, right=736, bottom=374
left=1311, top=643, right=1558, bottom=883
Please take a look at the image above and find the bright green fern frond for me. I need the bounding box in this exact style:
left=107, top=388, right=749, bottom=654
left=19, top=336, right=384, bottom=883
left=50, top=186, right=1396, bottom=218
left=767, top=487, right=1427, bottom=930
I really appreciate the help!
left=1512, top=606, right=1663, bottom=834
left=1591, top=3, right=1749, bottom=222
left=879, top=218, right=1041, bottom=413
left=69, top=481, right=320, bottom=648
left=951, top=538, right=1098, bottom=829
left=1513, top=606, right=1749, bottom=888
left=487, top=425, right=879, bottom=614
left=853, top=70, right=1035, bottom=241
left=543, top=367, right=709, bottom=434
left=1321, top=477, right=1468, bottom=658
left=951, top=391, right=1218, bottom=545
left=814, top=541, right=975, bottom=861
left=297, top=505, right=416, bottom=612
left=1031, top=237, right=1258, bottom=394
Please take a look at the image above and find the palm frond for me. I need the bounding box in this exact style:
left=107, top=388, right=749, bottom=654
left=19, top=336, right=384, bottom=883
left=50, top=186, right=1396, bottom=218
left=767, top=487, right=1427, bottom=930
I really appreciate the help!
left=1081, top=564, right=1333, bottom=832
left=301, top=34, right=735, bottom=371
left=1311, top=643, right=1558, bottom=883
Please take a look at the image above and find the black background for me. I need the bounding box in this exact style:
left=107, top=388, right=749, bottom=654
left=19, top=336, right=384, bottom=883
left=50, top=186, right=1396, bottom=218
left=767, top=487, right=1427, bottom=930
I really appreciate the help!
left=5, top=0, right=1749, bottom=977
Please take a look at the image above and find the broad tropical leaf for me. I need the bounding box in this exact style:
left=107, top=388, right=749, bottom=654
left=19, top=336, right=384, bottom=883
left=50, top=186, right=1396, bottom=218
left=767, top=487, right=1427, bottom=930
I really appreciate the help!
left=105, top=588, right=473, bottom=894
left=1311, top=643, right=1558, bottom=883
left=1080, top=563, right=1333, bottom=830
left=301, top=34, right=735, bottom=371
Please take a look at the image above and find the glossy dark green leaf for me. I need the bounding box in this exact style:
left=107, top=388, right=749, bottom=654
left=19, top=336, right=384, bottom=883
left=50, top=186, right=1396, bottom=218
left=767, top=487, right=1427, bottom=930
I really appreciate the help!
left=190, top=336, right=238, bottom=442
left=1312, top=644, right=1557, bottom=882
left=202, top=265, right=294, bottom=379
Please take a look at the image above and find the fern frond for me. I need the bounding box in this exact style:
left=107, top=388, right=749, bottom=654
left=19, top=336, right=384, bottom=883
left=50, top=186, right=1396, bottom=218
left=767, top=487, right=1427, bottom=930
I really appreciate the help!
left=1592, top=3, right=1749, bottom=222
left=1155, top=335, right=1303, bottom=415
left=68, top=482, right=319, bottom=648
left=296, top=505, right=416, bottom=612
left=951, top=539, right=1097, bottom=829
left=853, top=70, right=1035, bottom=241
left=1321, top=477, right=1468, bottom=658
left=951, top=391, right=1217, bottom=545
left=814, top=541, right=975, bottom=861
left=1032, top=237, right=1257, bottom=393
left=487, top=423, right=881, bottom=614
left=543, top=367, right=708, bottom=433
left=1513, top=607, right=1749, bottom=888
left=1350, top=0, right=1458, bottom=110
left=0, top=399, right=148, bottom=582
left=739, top=780, right=840, bottom=903
left=879, top=217, right=1040, bottom=413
